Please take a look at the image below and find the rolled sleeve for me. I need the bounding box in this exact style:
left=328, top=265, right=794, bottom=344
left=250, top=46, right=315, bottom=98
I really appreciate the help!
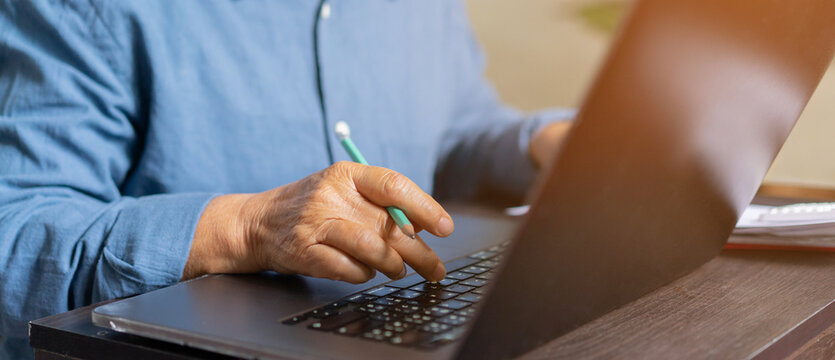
left=0, top=2, right=211, bottom=354
left=93, top=193, right=217, bottom=300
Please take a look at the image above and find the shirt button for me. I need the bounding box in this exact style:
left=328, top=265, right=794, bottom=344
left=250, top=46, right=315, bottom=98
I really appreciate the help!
left=320, top=2, right=332, bottom=19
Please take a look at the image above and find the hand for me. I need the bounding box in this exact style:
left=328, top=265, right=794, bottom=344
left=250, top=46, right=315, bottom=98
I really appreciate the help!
left=183, top=161, right=454, bottom=284
left=529, top=121, right=573, bottom=168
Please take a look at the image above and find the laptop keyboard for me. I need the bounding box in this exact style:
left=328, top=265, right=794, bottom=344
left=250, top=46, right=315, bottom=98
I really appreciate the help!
left=281, top=242, right=508, bottom=350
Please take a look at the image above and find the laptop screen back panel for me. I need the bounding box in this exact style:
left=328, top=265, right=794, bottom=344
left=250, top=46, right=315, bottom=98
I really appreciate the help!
left=458, top=0, right=835, bottom=358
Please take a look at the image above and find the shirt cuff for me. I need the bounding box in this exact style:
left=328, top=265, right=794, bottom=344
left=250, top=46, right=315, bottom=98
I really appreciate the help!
left=490, top=108, right=577, bottom=202
left=92, top=192, right=218, bottom=301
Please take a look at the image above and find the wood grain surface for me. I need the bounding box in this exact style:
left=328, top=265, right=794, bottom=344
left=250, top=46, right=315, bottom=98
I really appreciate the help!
left=788, top=321, right=835, bottom=359
left=520, top=250, right=835, bottom=359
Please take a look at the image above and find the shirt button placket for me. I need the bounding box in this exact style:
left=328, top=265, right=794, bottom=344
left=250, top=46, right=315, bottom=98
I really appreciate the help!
left=315, top=0, right=336, bottom=164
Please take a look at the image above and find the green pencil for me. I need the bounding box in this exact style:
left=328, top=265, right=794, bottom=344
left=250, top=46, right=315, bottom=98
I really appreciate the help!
left=334, top=121, right=417, bottom=239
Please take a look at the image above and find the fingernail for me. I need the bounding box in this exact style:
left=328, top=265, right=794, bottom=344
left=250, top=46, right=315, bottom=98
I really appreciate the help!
left=398, top=267, right=407, bottom=279
left=438, top=217, right=454, bottom=235
left=432, top=263, right=446, bottom=281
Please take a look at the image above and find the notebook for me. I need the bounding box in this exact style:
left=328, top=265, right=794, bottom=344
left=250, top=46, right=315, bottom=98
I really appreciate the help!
left=729, top=203, right=835, bottom=252
left=508, top=202, right=835, bottom=252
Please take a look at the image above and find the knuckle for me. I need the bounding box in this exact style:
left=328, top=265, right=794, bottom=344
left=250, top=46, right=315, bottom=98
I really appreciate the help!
left=330, top=161, right=355, bottom=175
left=309, top=184, right=334, bottom=204
left=354, top=229, right=382, bottom=256
left=313, top=220, right=338, bottom=244
left=379, top=170, right=408, bottom=197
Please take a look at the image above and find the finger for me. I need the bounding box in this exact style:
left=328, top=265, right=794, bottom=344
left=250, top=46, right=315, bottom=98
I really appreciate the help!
left=320, top=220, right=407, bottom=280
left=301, top=244, right=376, bottom=284
left=339, top=198, right=444, bottom=281
left=338, top=162, right=454, bottom=237
left=383, top=222, right=446, bottom=282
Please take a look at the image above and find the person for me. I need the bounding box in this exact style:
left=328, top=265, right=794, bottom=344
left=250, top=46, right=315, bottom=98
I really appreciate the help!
left=0, top=1, right=573, bottom=358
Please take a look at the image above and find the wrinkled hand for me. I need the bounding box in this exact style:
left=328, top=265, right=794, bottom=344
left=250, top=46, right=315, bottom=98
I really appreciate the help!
left=184, top=161, right=454, bottom=284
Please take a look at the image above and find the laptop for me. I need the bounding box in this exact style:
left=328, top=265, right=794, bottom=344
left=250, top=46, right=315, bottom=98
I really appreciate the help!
left=92, top=0, right=835, bottom=358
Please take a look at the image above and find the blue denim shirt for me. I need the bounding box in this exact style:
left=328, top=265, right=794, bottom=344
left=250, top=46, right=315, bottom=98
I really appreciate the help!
left=0, top=1, right=573, bottom=357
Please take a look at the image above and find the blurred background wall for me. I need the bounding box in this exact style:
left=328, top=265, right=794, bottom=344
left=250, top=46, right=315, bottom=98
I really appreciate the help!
left=465, top=0, right=835, bottom=188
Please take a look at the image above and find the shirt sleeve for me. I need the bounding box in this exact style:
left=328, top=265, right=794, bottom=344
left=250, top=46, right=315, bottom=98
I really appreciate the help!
left=0, top=1, right=215, bottom=344
left=433, top=1, right=575, bottom=207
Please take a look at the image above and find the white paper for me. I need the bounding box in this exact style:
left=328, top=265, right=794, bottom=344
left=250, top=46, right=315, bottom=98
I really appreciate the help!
left=734, top=203, right=835, bottom=237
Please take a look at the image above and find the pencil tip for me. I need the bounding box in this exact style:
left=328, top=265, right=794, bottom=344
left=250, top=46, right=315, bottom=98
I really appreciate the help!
left=402, top=224, right=417, bottom=239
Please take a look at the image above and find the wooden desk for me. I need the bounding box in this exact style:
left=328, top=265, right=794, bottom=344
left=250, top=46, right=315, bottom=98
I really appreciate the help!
left=523, top=249, right=835, bottom=359
left=29, top=191, right=835, bottom=359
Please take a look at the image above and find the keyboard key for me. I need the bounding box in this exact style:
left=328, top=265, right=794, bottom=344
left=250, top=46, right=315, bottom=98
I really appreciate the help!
left=281, top=314, right=306, bottom=325
left=437, top=314, right=469, bottom=326
left=418, top=326, right=468, bottom=349
left=335, top=318, right=383, bottom=337
left=443, top=257, right=481, bottom=272
left=426, top=306, right=453, bottom=317
left=392, top=303, right=421, bottom=315
left=364, top=286, right=399, bottom=297
left=468, top=251, right=497, bottom=260
left=369, top=311, right=400, bottom=322
left=345, top=294, right=377, bottom=304
left=446, top=271, right=473, bottom=280
left=321, top=300, right=349, bottom=310
left=423, top=291, right=458, bottom=300
left=383, top=320, right=413, bottom=333
left=362, top=327, right=396, bottom=341
left=373, top=296, right=403, bottom=306
left=308, top=311, right=366, bottom=331
left=438, top=278, right=458, bottom=286
left=460, top=278, right=487, bottom=287
left=393, top=289, right=422, bottom=299
left=386, top=273, right=425, bottom=288
left=445, top=284, right=475, bottom=293
left=408, top=297, right=442, bottom=306
left=488, top=245, right=503, bottom=252
left=404, top=313, right=433, bottom=325
left=358, top=303, right=387, bottom=314
left=362, top=332, right=386, bottom=342
left=460, top=266, right=489, bottom=275
left=476, top=271, right=495, bottom=280
left=456, top=308, right=477, bottom=317
left=410, top=282, right=443, bottom=292
left=476, top=260, right=500, bottom=268
left=456, top=293, right=482, bottom=303
left=471, top=288, right=486, bottom=295
left=389, top=329, right=431, bottom=346
left=345, top=293, right=377, bottom=304
left=307, top=308, right=339, bottom=319
left=439, top=300, right=470, bottom=310
left=419, top=322, right=452, bottom=333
